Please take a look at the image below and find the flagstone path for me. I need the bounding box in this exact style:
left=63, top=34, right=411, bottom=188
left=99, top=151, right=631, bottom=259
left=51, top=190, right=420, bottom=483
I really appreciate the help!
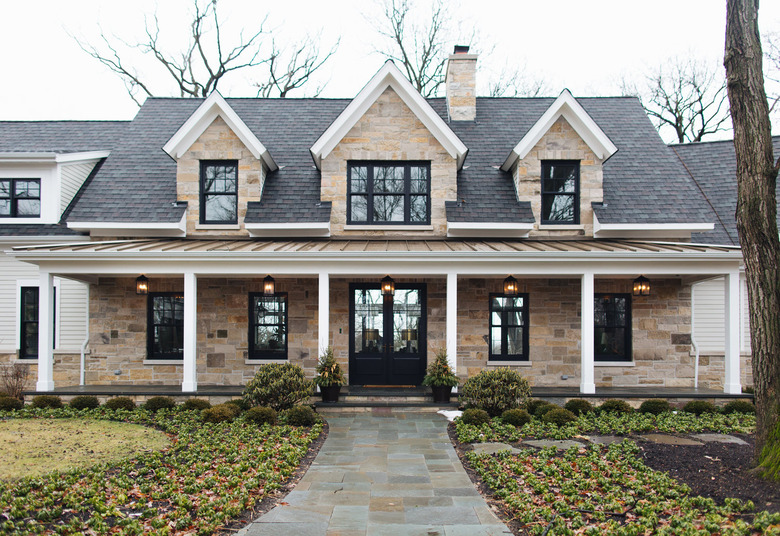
left=237, top=410, right=512, bottom=536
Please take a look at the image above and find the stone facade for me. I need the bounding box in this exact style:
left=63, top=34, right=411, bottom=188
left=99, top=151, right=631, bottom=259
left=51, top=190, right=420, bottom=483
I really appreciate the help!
left=445, top=53, right=477, bottom=121
left=321, top=88, right=457, bottom=236
left=176, top=116, right=266, bottom=236
left=50, top=275, right=743, bottom=391
left=514, top=116, right=604, bottom=238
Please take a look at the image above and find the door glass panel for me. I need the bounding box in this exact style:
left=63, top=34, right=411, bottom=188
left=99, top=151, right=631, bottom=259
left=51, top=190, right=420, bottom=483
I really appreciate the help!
left=354, top=289, right=383, bottom=353
left=393, top=289, right=421, bottom=353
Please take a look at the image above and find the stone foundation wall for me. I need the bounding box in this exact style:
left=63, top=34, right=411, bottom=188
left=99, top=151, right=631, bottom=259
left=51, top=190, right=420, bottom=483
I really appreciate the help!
left=11, top=276, right=747, bottom=392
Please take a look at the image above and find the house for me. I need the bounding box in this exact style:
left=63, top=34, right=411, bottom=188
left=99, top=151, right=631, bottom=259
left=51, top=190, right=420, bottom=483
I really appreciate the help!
left=0, top=48, right=753, bottom=398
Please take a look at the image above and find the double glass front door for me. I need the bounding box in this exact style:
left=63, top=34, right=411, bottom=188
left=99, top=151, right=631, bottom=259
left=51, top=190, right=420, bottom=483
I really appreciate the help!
left=349, top=284, right=426, bottom=385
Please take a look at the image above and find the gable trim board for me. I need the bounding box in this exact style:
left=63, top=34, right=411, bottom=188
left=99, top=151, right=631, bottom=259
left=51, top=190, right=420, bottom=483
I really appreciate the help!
left=163, top=92, right=278, bottom=171
left=501, top=89, right=618, bottom=172
left=310, top=61, right=469, bottom=170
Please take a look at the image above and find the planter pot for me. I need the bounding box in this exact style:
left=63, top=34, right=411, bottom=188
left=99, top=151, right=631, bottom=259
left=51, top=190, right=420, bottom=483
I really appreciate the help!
left=430, top=385, right=453, bottom=403
left=320, top=385, right=341, bottom=403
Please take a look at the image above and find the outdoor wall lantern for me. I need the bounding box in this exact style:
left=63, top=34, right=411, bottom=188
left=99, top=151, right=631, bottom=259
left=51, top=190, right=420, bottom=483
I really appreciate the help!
left=135, top=275, right=149, bottom=295
left=381, top=275, right=395, bottom=297
left=633, top=275, right=651, bottom=296
left=503, top=275, right=519, bottom=296
left=263, top=275, right=276, bottom=296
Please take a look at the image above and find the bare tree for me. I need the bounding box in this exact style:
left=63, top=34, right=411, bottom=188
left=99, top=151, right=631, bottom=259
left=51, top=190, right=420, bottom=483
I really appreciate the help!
left=487, top=62, right=548, bottom=98
left=622, top=58, right=731, bottom=143
left=75, top=0, right=335, bottom=105
left=0, top=363, right=30, bottom=401
left=256, top=35, right=339, bottom=98
left=765, top=32, right=780, bottom=116
left=725, top=0, right=780, bottom=473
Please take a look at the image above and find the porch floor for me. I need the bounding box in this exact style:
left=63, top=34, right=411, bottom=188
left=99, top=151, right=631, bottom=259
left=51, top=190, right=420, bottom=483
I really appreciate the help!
left=28, top=384, right=753, bottom=401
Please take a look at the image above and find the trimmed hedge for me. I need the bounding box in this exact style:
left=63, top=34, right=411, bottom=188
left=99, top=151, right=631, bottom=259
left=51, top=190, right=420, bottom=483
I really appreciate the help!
left=564, top=399, right=594, bottom=416
left=244, top=406, right=278, bottom=425
left=683, top=400, right=717, bottom=416
left=0, top=397, right=23, bottom=411
left=542, top=408, right=578, bottom=426
left=599, top=399, right=634, bottom=414
left=461, top=408, right=491, bottom=425
left=285, top=405, right=317, bottom=426
left=69, top=395, right=100, bottom=410
left=501, top=408, right=531, bottom=427
left=202, top=403, right=239, bottom=423
left=31, top=395, right=63, bottom=409
left=144, top=396, right=176, bottom=412
left=181, top=398, right=212, bottom=411
left=638, top=399, right=672, bottom=415
left=104, top=397, right=136, bottom=411
left=722, top=400, right=756, bottom=415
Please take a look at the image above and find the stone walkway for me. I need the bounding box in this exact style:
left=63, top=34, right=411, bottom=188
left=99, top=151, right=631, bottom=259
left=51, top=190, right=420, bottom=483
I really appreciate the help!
left=237, top=410, right=512, bottom=536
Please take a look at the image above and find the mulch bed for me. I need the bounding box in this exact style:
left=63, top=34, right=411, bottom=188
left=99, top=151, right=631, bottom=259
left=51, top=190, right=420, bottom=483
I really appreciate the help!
left=447, top=422, right=780, bottom=535
left=216, top=421, right=328, bottom=535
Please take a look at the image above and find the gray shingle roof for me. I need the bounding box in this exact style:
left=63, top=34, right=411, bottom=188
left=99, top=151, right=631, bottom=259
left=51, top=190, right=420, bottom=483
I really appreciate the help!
left=10, top=94, right=717, bottom=228
left=672, top=136, right=780, bottom=245
left=0, top=121, right=127, bottom=153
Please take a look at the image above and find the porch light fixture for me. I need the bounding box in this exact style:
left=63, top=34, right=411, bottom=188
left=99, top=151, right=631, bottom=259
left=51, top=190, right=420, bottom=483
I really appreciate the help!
left=633, top=275, right=651, bottom=296
left=503, top=275, right=519, bottom=296
left=381, top=275, right=395, bottom=297
left=401, top=329, right=418, bottom=342
left=135, top=275, right=149, bottom=295
left=263, top=275, right=276, bottom=296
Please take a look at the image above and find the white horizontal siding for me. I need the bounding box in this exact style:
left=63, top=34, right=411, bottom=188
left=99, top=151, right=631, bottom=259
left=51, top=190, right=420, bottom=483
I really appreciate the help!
left=0, top=244, right=87, bottom=353
left=692, top=276, right=751, bottom=355
left=60, top=161, right=98, bottom=214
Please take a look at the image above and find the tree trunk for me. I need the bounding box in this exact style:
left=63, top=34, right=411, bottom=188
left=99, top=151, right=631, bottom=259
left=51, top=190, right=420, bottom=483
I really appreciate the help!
left=725, top=0, right=780, bottom=473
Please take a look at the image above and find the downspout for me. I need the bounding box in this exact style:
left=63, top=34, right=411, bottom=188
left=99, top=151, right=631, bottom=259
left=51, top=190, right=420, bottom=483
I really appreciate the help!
left=691, top=282, right=700, bottom=389
left=79, top=283, right=90, bottom=386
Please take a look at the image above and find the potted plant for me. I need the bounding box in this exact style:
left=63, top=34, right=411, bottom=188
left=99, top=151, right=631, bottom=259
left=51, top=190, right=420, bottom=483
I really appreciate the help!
left=422, top=348, right=459, bottom=403
left=313, top=347, right=345, bottom=403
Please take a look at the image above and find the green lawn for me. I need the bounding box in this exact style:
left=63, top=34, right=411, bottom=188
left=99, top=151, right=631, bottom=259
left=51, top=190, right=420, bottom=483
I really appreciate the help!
left=0, top=406, right=322, bottom=535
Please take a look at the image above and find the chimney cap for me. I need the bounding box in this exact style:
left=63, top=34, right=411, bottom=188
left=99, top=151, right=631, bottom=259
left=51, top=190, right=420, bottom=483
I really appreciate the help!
left=453, top=45, right=470, bottom=54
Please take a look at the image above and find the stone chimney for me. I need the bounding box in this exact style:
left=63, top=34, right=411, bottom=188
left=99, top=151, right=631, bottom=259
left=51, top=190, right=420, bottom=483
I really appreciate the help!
left=445, top=45, right=477, bottom=121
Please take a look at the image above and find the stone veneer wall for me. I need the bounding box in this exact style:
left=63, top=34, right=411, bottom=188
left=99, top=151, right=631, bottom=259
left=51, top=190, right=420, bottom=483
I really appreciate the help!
left=514, top=116, right=604, bottom=238
left=30, top=276, right=746, bottom=391
left=321, top=87, right=457, bottom=237
left=176, top=116, right=265, bottom=236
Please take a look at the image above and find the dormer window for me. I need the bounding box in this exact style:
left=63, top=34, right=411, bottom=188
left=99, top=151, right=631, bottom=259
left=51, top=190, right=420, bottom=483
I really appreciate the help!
left=348, top=162, right=430, bottom=225
left=0, top=179, right=40, bottom=218
left=541, top=161, right=579, bottom=224
left=200, top=161, right=238, bottom=224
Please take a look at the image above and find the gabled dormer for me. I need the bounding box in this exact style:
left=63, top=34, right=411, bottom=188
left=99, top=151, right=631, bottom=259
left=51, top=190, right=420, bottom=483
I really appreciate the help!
left=500, top=90, right=618, bottom=238
left=163, top=92, right=278, bottom=236
left=311, top=61, right=468, bottom=237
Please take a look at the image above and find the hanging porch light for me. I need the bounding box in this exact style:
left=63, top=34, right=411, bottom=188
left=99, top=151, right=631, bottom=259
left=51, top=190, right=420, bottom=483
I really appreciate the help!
left=135, top=275, right=149, bottom=295
left=263, top=275, right=276, bottom=296
left=503, top=275, right=519, bottom=296
left=633, top=275, right=650, bottom=296
left=381, top=275, right=395, bottom=297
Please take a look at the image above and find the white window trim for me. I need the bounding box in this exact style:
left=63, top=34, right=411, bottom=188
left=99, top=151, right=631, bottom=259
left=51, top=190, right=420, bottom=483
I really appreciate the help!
left=16, top=278, right=60, bottom=354
left=0, top=165, right=57, bottom=224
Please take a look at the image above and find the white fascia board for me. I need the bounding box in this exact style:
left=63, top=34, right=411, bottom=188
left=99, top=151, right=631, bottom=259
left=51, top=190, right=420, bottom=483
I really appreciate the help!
left=594, top=220, right=715, bottom=239
left=501, top=89, right=618, bottom=171
left=310, top=61, right=468, bottom=170
left=0, top=152, right=57, bottom=163
left=446, top=222, right=533, bottom=238
left=162, top=92, right=277, bottom=171
left=67, top=214, right=186, bottom=237
left=246, top=222, right=331, bottom=238
left=54, top=151, right=111, bottom=164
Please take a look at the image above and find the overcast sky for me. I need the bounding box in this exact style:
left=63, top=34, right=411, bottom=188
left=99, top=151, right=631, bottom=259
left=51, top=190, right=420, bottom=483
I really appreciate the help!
left=1, top=0, right=779, bottom=133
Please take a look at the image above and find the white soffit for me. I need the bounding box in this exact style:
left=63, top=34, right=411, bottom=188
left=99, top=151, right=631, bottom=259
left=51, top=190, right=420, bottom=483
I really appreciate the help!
left=163, top=92, right=277, bottom=171
left=67, top=213, right=187, bottom=237
left=446, top=222, right=534, bottom=238
left=310, top=61, right=469, bottom=170
left=246, top=222, right=331, bottom=238
left=501, top=89, right=618, bottom=171
left=593, top=213, right=714, bottom=239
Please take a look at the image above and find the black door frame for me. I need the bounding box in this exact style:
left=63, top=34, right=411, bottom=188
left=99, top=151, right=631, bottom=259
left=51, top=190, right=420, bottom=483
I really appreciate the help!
left=348, top=282, right=427, bottom=386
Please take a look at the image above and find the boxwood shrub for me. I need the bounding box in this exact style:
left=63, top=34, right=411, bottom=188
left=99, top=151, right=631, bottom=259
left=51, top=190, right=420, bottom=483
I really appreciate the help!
left=31, top=395, right=63, bottom=409
left=722, top=400, right=756, bottom=415
left=144, top=396, right=176, bottom=412
left=460, top=368, right=531, bottom=416
left=181, top=398, right=212, bottom=411
left=542, top=407, right=578, bottom=426
left=599, top=399, right=634, bottom=414
left=0, top=396, right=23, bottom=411
left=69, top=395, right=100, bottom=410
left=638, top=398, right=672, bottom=415
left=564, top=398, right=594, bottom=416
left=104, top=396, right=136, bottom=411
left=501, top=408, right=531, bottom=427
left=243, top=363, right=313, bottom=411
left=285, top=405, right=317, bottom=426
left=461, top=408, right=491, bottom=425
left=244, top=406, right=278, bottom=425
left=534, top=402, right=559, bottom=418
left=202, top=403, right=239, bottom=423
left=683, top=400, right=718, bottom=415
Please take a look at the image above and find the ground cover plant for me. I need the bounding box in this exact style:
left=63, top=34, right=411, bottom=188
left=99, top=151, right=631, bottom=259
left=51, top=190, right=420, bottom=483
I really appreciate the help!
left=467, top=441, right=780, bottom=535
left=0, top=405, right=322, bottom=535
left=456, top=409, right=756, bottom=443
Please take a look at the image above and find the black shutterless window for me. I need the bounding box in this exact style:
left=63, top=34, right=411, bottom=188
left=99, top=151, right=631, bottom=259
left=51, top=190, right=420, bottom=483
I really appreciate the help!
left=594, top=294, right=632, bottom=362
left=148, top=293, right=184, bottom=359
left=348, top=162, right=430, bottom=225
left=541, top=161, right=579, bottom=224
left=488, top=293, right=529, bottom=361
left=19, top=286, right=55, bottom=359
left=200, top=161, right=238, bottom=224
left=248, top=293, right=288, bottom=359
left=0, top=179, right=41, bottom=218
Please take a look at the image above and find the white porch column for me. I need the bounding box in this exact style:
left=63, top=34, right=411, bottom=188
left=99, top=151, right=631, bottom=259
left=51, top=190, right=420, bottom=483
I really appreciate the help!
left=182, top=272, right=198, bottom=392
left=580, top=272, right=596, bottom=394
left=36, top=270, right=55, bottom=392
left=446, top=273, right=458, bottom=376
left=318, top=272, right=330, bottom=353
left=724, top=270, right=742, bottom=394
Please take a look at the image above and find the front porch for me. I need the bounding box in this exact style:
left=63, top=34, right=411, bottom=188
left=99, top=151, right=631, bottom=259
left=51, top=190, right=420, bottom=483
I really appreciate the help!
left=11, top=238, right=747, bottom=397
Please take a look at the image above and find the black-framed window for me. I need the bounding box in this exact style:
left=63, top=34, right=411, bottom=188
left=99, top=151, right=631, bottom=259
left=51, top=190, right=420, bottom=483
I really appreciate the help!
left=248, top=293, right=288, bottom=359
left=594, top=294, right=632, bottom=362
left=348, top=162, right=430, bottom=225
left=200, top=161, right=238, bottom=224
left=489, top=293, right=529, bottom=361
left=19, top=286, right=56, bottom=359
left=148, top=293, right=184, bottom=359
left=541, top=161, right=579, bottom=224
left=0, top=179, right=41, bottom=218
